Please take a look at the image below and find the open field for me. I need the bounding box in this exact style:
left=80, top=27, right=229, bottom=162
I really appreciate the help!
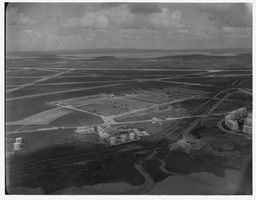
left=7, top=108, right=72, bottom=125
left=6, top=82, right=106, bottom=98
left=76, top=98, right=151, bottom=116
left=39, top=76, right=133, bottom=84
left=6, top=69, right=58, bottom=77
left=49, top=111, right=104, bottom=127
left=6, top=78, right=42, bottom=85
left=114, top=107, right=186, bottom=122
left=127, top=92, right=171, bottom=104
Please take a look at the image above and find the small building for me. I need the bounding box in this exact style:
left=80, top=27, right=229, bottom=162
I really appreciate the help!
left=13, top=142, right=21, bottom=151
left=120, top=134, right=127, bottom=142
left=243, top=125, right=252, bottom=134
left=75, top=126, right=95, bottom=134
left=141, top=131, right=150, bottom=136
left=129, top=132, right=135, bottom=140
left=244, top=117, right=252, bottom=126
left=15, top=137, right=23, bottom=143
left=109, top=137, right=117, bottom=145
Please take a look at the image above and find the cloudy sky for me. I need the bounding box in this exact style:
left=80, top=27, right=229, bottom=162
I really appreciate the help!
left=6, top=2, right=252, bottom=51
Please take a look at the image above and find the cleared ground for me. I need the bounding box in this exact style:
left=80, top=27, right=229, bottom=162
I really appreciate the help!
left=7, top=108, right=72, bottom=125
left=48, top=111, right=104, bottom=127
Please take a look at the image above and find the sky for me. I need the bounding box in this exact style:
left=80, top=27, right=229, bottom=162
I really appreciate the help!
left=6, top=2, right=253, bottom=51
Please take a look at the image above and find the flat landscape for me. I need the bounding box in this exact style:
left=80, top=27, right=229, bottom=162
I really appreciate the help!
left=5, top=49, right=252, bottom=195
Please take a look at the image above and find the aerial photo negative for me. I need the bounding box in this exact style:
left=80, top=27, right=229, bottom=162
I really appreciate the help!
left=5, top=2, right=252, bottom=195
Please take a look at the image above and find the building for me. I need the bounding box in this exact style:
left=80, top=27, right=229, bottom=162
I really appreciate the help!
left=236, top=107, right=247, bottom=118
left=97, top=125, right=110, bottom=139
left=243, top=125, right=252, bottom=134
left=229, top=111, right=236, bottom=119
left=129, top=132, right=135, bottom=140
left=13, top=142, right=21, bottom=151
left=15, top=137, right=23, bottom=143
left=225, top=115, right=232, bottom=121
left=225, top=119, right=238, bottom=130
left=120, top=134, right=127, bottom=142
left=109, top=137, right=117, bottom=145
left=75, top=126, right=95, bottom=134
left=244, top=118, right=252, bottom=126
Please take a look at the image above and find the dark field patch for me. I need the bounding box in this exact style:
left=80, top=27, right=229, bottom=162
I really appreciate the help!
left=5, top=125, right=22, bottom=132
left=173, top=98, right=209, bottom=113
left=6, top=69, right=58, bottom=77
left=238, top=79, right=252, bottom=88
left=142, top=159, right=169, bottom=183
left=76, top=69, right=206, bottom=77
left=213, top=100, right=252, bottom=113
left=7, top=147, right=145, bottom=194
left=39, top=76, right=133, bottom=84
left=165, top=150, right=229, bottom=176
left=6, top=78, right=41, bottom=85
left=6, top=82, right=106, bottom=98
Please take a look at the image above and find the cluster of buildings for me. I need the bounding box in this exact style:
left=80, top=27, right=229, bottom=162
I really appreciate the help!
left=97, top=125, right=149, bottom=146
left=224, top=107, right=252, bottom=134
left=74, top=125, right=149, bottom=146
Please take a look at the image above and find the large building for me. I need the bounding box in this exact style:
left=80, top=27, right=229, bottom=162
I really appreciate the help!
left=225, top=108, right=247, bottom=131
left=225, top=119, right=238, bottom=130
left=242, top=112, right=252, bottom=134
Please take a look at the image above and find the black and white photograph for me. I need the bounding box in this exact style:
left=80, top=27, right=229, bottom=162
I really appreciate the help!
left=4, top=0, right=253, bottom=195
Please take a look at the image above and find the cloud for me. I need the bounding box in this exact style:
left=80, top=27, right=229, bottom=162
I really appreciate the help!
left=221, top=27, right=252, bottom=38
left=127, top=3, right=161, bottom=14
left=200, top=3, right=252, bottom=28
left=63, top=5, right=183, bottom=30
left=7, top=7, right=37, bottom=27
left=148, top=9, right=183, bottom=29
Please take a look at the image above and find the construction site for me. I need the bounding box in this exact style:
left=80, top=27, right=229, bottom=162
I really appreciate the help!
left=49, top=87, right=206, bottom=125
